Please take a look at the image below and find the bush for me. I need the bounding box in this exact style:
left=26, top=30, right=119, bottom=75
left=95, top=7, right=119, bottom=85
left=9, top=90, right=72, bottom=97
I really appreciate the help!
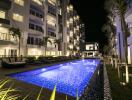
left=25, top=57, right=36, bottom=64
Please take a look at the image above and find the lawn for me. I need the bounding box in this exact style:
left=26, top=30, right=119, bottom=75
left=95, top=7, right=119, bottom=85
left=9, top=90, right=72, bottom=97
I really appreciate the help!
left=106, top=65, right=132, bottom=100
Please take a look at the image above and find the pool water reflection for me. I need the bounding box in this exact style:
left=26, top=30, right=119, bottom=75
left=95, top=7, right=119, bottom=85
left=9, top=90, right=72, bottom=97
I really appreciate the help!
left=10, top=59, right=100, bottom=97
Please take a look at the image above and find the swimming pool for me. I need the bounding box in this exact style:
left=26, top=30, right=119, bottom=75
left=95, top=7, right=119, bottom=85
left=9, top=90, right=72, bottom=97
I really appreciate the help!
left=10, top=59, right=100, bottom=97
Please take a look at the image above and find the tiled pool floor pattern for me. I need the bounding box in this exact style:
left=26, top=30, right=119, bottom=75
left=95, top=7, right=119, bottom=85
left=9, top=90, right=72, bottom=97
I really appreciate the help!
left=10, top=59, right=100, bottom=97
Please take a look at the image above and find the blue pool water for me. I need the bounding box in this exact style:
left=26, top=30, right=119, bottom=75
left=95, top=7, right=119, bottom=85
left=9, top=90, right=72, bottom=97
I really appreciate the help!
left=10, top=59, right=100, bottom=97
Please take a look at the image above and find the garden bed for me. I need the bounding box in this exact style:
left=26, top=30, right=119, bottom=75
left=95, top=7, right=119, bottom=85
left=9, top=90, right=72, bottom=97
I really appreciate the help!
left=106, top=65, right=132, bottom=100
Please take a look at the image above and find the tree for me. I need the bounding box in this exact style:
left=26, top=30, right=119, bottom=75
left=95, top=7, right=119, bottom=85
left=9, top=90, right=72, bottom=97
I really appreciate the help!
left=104, top=0, right=130, bottom=83
left=103, top=45, right=111, bottom=55
left=102, top=16, right=117, bottom=56
left=54, top=39, right=62, bottom=51
left=41, top=36, right=52, bottom=56
left=105, top=0, right=129, bottom=61
left=9, top=27, right=21, bottom=56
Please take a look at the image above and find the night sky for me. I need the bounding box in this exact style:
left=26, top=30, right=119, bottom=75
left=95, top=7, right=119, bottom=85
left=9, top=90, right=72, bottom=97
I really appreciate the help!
left=70, top=0, right=108, bottom=52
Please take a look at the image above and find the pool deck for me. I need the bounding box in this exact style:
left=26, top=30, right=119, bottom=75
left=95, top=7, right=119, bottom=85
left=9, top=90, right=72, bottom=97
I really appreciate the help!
left=0, top=61, right=76, bottom=100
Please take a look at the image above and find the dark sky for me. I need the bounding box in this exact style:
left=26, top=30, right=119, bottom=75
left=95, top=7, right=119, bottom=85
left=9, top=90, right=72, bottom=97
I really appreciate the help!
left=70, top=0, right=108, bottom=51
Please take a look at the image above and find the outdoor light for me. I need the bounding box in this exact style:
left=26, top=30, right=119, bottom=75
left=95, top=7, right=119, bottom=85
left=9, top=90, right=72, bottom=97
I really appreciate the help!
left=69, top=5, right=73, bottom=10
left=76, top=16, right=79, bottom=19
left=74, top=16, right=76, bottom=20
left=70, top=31, right=73, bottom=37
left=69, top=18, right=73, bottom=23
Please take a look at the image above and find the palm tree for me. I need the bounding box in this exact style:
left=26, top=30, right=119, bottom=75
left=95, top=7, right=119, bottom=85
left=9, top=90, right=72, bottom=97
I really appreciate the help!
left=102, top=16, right=117, bottom=56
left=54, top=39, right=62, bottom=51
left=104, top=0, right=130, bottom=83
left=9, top=27, right=21, bottom=56
left=41, top=36, right=52, bottom=56
left=73, top=46, right=77, bottom=55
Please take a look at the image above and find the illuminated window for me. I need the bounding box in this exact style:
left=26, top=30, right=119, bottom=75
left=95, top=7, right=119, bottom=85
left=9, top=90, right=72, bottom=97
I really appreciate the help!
left=51, top=51, right=55, bottom=55
left=69, top=18, right=73, bottom=23
left=76, top=26, right=79, bottom=30
left=67, top=21, right=69, bottom=27
left=32, top=0, right=42, bottom=5
left=58, top=8, right=62, bottom=15
left=14, top=0, right=24, bottom=6
left=67, top=6, right=70, bottom=13
left=0, top=27, right=8, bottom=40
left=0, top=10, right=5, bottom=19
left=13, top=13, right=23, bottom=22
left=69, top=44, right=73, bottom=49
left=67, top=36, right=70, bottom=42
left=0, top=27, right=8, bottom=33
left=46, top=51, right=50, bottom=56
left=86, top=45, right=94, bottom=50
left=77, top=47, right=80, bottom=50
left=47, top=15, right=56, bottom=27
left=70, top=31, right=73, bottom=37
left=77, top=36, right=79, bottom=41
left=74, top=40, right=77, bottom=45
left=66, top=51, right=70, bottom=56
left=0, top=27, right=16, bottom=42
left=48, top=0, right=56, bottom=5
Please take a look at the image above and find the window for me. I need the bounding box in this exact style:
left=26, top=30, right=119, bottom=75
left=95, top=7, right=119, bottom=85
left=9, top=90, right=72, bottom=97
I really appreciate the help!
left=67, top=36, right=69, bottom=42
left=30, top=10, right=35, bottom=16
left=31, top=37, right=34, bottom=44
left=27, top=36, right=42, bottom=45
left=0, top=10, right=5, bottom=19
left=29, top=23, right=35, bottom=29
left=27, top=37, right=30, bottom=44
left=29, top=23, right=44, bottom=32
left=13, top=13, right=23, bottom=22
left=30, top=9, right=43, bottom=18
left=48, top=5, right=56, bottom=16
left=58, top=8, right=62, bottom=15
left=14, top=0, right=24, bottom=6
left=35, top=38, right=39, bottom=45
left=47, top=15, right=56, bottom=27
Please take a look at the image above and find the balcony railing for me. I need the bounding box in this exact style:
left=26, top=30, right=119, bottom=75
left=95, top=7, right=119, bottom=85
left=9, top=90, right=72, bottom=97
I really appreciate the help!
left=0, top=0, right=11, bottom=10
left=0, top=18, right=10, bottom=25
left=48, top=5, right=56, bottom=16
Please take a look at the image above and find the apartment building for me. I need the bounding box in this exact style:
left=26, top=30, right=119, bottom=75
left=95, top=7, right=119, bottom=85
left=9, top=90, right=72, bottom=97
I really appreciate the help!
left=115, top=0, right=132, bottom=64
left=0, top=0, right=84, bottom=57
left=65, top=4, right=82, bottom=56
left=126, top=0, right=132, bottom=64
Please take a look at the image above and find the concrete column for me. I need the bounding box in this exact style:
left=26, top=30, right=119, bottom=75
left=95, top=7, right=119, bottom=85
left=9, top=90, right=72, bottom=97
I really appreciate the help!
left=126, top=64, right=129, bottom=83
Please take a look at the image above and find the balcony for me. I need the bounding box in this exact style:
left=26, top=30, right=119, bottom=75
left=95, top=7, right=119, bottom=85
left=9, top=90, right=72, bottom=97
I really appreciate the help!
left=48, top=5, right=56, bottom=16
left=0, top=40, right=17, bottom=46
left=47, top=30, right=56, bottom=38
left=30, top=5, right=44, bottom=18
left=48, top=0, right=56, bottom=6
left=0, top=33, right=18, bottom=45
left=0, top=18, right=10, bottom=25
left=0, top=0, right=11, bottom=10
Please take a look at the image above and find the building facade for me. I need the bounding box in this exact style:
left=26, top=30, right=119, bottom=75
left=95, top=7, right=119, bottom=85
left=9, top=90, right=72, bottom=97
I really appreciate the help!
left=0, top=0, right=84, bottom=57
left=82, top=42, right=99, bottom=57
left=114, top=0, right=132, bottom=64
